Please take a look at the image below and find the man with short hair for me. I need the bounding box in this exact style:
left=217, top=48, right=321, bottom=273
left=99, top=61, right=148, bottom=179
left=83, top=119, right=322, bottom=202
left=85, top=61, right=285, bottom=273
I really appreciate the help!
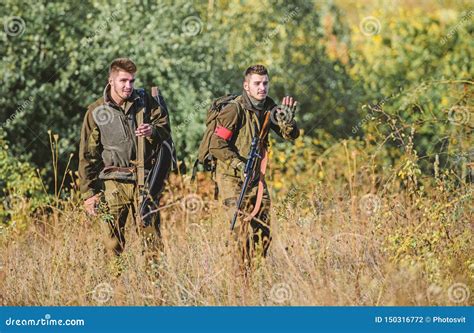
left=78, top=57, right=171, bottom=255
left=209, top=64, right=299, bottom=262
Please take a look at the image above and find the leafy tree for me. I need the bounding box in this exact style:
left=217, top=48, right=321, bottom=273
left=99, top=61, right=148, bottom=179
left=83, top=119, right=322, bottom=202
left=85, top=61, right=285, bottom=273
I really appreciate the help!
left=349, top=7, right=473, bottom=174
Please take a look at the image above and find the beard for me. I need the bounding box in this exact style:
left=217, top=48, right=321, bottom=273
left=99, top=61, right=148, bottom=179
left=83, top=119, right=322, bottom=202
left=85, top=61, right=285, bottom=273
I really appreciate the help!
left=254, top=93, right=267, bottom=101
left=247, top=89, right=267, bottom=101
left=113, top=85, right=132, bottom=100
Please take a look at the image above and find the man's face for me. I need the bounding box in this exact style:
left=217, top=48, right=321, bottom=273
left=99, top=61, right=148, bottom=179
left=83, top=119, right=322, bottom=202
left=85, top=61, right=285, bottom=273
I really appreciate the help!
left=109, top=70, right=135, bottom=101
left=243, top=74, right=269, bottom=101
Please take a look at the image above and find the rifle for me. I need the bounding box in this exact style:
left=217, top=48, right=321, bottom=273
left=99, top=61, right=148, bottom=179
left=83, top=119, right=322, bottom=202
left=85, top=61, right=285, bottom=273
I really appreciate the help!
left=230, top=136, right=261, bottom=230
left=137, top=87, right=176, bottom=227
left=229, top=110, right=272, bottom=231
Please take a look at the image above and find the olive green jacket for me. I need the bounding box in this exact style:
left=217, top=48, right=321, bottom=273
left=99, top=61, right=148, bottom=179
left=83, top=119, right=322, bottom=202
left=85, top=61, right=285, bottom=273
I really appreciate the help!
left=209, top=91, right=299, bottom=177
left=78, top=85, right=171, bottom=200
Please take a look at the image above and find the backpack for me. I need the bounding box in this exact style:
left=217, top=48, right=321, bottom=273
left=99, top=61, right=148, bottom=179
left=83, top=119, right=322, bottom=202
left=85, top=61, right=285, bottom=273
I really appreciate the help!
left=192, top=94, right=240, bottom=180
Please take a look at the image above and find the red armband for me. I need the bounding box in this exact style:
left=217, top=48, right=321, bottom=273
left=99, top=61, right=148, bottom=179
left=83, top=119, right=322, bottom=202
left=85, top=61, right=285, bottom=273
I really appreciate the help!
left=214, top=126, right=233, bottom=141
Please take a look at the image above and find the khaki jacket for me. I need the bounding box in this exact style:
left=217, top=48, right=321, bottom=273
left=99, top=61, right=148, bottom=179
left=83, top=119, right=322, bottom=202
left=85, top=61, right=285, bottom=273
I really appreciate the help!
left=78, top=85, right=170, bottom=199
left=209, top=91, right=299, bottom=178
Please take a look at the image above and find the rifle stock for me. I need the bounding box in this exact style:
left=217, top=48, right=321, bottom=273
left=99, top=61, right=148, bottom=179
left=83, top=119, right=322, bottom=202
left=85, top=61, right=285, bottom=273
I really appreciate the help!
left=137, top=86, right=176, bottom=227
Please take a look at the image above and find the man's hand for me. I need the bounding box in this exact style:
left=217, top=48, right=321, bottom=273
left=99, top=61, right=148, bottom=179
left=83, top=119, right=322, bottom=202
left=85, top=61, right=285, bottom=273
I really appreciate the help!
left=271, top=95, right=298, bottom=125
left=84, top=194, right=100, bottom=216
left=135, top=123, right=153, bottom=137
left=280, top=95, right=297, bottom=123
left=282, top=95, right=297, bottom=110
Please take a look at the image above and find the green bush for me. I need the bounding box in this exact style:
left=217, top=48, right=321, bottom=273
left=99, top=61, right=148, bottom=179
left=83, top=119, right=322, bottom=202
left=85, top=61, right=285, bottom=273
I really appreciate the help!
left=0, top=129, right=47, bottom=225
left=349, top=7, right=473, bottom=175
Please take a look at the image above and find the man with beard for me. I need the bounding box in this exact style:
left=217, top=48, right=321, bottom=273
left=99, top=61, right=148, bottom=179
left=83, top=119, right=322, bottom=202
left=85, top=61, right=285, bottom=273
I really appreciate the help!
left=78, top=58, right=171, bottom=256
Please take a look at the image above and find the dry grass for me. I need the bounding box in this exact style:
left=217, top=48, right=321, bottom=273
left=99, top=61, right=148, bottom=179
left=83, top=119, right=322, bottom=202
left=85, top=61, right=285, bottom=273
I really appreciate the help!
left=0, top=139, right=472, bottom=306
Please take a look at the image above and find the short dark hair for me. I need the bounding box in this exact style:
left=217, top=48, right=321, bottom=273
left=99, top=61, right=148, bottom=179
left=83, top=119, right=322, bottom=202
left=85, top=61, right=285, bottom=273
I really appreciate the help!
left=244, top=65, right=269, bottom=80
left=109, top=58, right=137, bottom=77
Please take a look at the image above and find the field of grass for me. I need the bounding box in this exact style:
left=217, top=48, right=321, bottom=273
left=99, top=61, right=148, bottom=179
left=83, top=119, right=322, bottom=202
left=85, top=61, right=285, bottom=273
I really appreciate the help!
left=1, top=136, right=471, bottom=306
